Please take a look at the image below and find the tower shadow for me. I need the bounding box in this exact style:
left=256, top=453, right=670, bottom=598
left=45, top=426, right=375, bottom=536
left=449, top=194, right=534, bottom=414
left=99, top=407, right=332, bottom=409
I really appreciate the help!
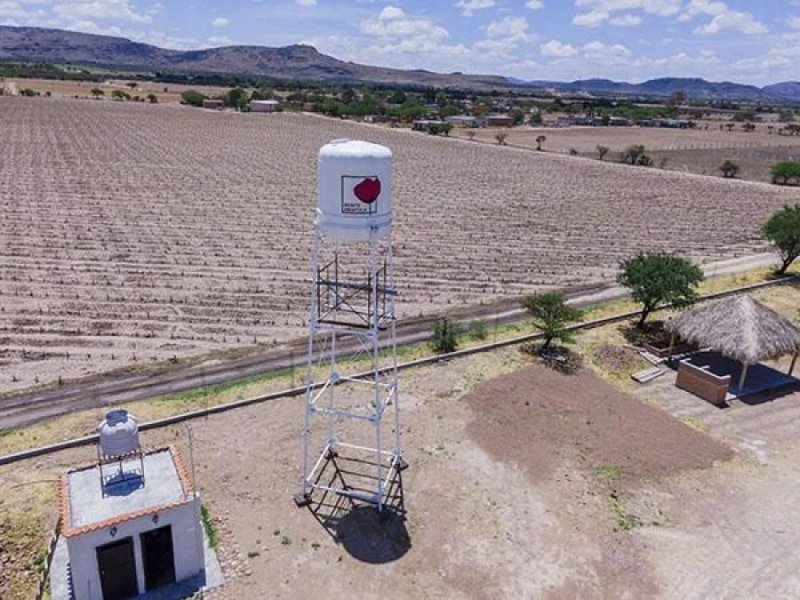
left=306, top=454, right=410, bottom=564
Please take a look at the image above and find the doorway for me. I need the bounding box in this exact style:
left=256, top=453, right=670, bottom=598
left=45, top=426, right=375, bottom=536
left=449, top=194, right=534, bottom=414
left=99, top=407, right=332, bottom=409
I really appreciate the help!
left=140, top=525, right=176, bottom=591
left=96, top=537, right=138, bottom=600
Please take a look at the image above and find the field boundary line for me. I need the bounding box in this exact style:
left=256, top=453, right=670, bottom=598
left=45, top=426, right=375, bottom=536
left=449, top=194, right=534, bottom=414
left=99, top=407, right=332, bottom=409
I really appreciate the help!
left=1, top=273, right=797, bottom=466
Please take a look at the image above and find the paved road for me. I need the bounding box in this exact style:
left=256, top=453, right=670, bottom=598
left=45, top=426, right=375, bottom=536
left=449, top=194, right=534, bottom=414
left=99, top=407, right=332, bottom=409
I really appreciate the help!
left=0, top=252, right=778, bottom=430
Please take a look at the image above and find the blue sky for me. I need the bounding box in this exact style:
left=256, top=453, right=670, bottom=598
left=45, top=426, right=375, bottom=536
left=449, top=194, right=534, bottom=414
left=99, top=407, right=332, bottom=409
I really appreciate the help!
left=1, top=1, right=797, bottom=85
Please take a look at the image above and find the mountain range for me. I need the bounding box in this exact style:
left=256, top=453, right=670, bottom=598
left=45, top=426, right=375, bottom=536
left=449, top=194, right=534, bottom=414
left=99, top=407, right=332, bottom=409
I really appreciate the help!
left=1, top=26, right=798, bottom=103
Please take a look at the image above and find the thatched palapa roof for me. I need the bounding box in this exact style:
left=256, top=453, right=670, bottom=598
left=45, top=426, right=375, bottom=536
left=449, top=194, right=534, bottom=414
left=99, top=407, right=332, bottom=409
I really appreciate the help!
left=665, top=294, right=800, bottom=365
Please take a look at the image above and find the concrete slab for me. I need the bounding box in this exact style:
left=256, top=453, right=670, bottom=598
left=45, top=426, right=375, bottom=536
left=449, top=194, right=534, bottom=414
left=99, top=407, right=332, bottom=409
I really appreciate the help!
left=67, top=450, right=184, bottom=528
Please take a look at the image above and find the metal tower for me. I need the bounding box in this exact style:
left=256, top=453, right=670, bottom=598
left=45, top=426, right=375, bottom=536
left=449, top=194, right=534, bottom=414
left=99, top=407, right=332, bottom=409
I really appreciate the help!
left=295, top=140, right=406, bottom=511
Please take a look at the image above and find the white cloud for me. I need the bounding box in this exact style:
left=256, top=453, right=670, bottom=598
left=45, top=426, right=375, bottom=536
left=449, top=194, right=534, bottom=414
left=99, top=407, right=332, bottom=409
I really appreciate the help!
left=207, top=35, right=231, bottom=46
left=609, top=13, right=641, bottom=26
left=525, top=0, right=543, bottom=9
left=582, top=40, right=631, bottom=60
left=455, top=0, right=494, bottom=17
left=788, top=16, right=800, bottom=29
left=296, top=0, right=317, bottom=5
left=540, top=39, right=578, bottom=57
left=378, top=5, right=404, bottom=20
left=211, top=16, right=228, bottom=27
left=52, top=0, right=152, bottom=23
left=485, top=15, right=529, bottom=40
left=680, top=0, right=767, bottom=35
left=575, top=0, right=682, bottom=18
left=572, top=9, right=609, bottom=27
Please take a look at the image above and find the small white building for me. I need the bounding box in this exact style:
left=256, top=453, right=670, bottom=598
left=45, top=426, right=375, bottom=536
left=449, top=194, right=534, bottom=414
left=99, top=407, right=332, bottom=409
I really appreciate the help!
left=59, top=417, right=205, bottom=600
left=250, top=99, right=280, bottom=113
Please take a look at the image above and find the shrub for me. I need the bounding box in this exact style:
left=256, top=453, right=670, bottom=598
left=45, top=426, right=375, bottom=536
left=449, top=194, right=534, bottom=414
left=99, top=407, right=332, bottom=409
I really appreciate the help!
left=430, top=318, right=460, bottom=353
left=181, top=89, right=207, bottom=107
left=521, top=292, right=583, bottom=350
left=771, top=161, right=800, bottom=185
left=720, top=160, right=739, bottom=178
left=467, top=319, right=488, bottom=341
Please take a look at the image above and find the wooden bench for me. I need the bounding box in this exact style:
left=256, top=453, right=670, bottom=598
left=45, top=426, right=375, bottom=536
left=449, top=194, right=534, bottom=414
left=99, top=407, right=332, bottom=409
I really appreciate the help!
left=676, top=360, right=731, bottom=407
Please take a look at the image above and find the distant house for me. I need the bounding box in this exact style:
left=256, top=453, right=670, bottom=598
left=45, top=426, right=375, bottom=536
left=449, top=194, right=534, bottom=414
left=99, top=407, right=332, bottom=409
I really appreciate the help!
left=412, top=119, right=446, bottom=132
left=202, top=98, right=224, bottom=110
left=445, top=115, right=487, bottom=128
left=608, top=116, right=632, bottom=127
left=250, top=99, right=280, bottom=113
left=487, top=114, right=515, bottom=127
left=363, top=115, right=389, bottom=124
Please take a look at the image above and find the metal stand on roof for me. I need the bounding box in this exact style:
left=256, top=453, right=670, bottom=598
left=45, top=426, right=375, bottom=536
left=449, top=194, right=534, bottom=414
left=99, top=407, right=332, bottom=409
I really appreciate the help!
left=295, top=225, right=406, bottom=512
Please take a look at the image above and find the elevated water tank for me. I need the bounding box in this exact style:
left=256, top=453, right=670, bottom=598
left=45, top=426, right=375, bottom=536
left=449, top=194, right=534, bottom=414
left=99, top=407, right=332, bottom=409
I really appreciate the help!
left=97, top=409, right=140, bottom=458
left=317, top=139, right=393, bottom=241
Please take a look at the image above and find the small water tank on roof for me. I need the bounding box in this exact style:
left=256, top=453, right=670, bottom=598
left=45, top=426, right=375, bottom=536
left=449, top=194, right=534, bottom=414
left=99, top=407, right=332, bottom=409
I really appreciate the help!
left=317, top=139, right=393, bottom=241
left=97, top=409, right=140, bottom=458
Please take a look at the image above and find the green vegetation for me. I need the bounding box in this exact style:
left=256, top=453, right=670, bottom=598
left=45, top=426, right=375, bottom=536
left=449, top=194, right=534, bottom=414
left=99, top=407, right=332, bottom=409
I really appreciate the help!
left=430, top=318, right=460, bottom=354
left=180, top=89, right=207, bottom=107
left=225, top=86, right=248, bottom=111
left=762, top=204, right=800, bottom=274
left=200, top=504, right=218, bottom=549
left=618, top=252, right=704, bottom=328
left=111, top=89, right=130, bottom=101
left=622, top=144, right=652, bottom=166
left=770, top=161, right=800, bottom=186
left=468, top=319, right=489, bottom=341
left=720, top=159, right=740, bottom=178
left=147, top=93, right=158, bottom=104
left=0, top=61, right=101, bottom=81
left=90, top=87, right=104, bottom=98
left=522, top=292, right=583, bottom=350
left=425, top=122, right=452, bottom=136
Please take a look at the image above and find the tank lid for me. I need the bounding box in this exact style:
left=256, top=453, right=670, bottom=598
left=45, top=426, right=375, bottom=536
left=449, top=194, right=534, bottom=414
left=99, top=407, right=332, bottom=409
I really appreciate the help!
left=319, top=139, right=392, bottom=159
left=105, top=409, right=129, bottom=426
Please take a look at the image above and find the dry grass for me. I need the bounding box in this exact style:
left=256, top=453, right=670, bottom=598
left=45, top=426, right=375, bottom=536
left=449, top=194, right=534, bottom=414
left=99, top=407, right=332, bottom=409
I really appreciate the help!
left=1, top=97, right=797, bottom=393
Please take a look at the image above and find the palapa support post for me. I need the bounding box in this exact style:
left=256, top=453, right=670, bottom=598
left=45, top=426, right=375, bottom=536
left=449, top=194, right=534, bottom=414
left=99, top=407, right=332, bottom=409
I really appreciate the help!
left=738, top=363, right=749, bottom=391
left=790, top=351, right=798, bottom=376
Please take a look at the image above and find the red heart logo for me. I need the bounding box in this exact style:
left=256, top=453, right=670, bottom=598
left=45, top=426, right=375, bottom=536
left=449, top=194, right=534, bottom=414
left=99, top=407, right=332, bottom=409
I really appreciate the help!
left=354, top=178, right=381, bottom=204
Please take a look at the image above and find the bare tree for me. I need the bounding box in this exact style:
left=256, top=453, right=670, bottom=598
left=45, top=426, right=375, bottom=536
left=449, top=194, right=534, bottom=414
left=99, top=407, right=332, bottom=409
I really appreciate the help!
left=495, top=132, right=508, bottom=145
left=596, top=145, right=609, bottom=160
left=466, top=130, right=476, bottom=141
left=535, top=135, right=546, bottom=151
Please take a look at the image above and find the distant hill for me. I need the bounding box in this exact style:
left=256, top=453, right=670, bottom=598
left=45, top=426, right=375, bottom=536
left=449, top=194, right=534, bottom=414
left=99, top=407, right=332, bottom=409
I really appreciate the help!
left=0, top=26, right=507, bottom=89
left=0, top=25, right=798, bottom=102
left=524, top=76, right=797, bottom=103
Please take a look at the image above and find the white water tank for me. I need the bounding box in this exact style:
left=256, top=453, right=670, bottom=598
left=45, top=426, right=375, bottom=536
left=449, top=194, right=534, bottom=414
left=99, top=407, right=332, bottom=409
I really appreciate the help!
left=97, top=409, right=140, bottom=458
left=317, top=139, right=393, bottom=241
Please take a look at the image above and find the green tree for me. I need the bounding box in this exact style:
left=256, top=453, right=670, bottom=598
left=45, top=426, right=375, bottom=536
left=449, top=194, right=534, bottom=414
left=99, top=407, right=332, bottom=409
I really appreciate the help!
left=522, top=292, right=583, bottom=350
left=90, top=87, right=104, bottom=99
left=771, top=161, right=800, bottom=185
left=181, top=89, right=207, bottom=107
left=430, top=318, right=460, bottom=353
left=111, top=89, right=130, bottom=101
left=622, top=144, right=646, bottom=165
left=225, top=87, right=248, bottom=111
left=618, top=252, right=704, bottom=328
left=388, top=89, right=407, bottom=104
left=762, top=204, right=800, bottom=274
left=720, top=160, right=739, bottom=178
left=250, top=87, right=274, bottom=101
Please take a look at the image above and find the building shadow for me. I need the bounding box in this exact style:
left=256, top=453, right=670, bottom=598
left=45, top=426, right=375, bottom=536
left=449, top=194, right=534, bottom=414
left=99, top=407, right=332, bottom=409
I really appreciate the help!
left=306, top=454, right=410, bottom=564
left=103, top=471, right=145, bottom=496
